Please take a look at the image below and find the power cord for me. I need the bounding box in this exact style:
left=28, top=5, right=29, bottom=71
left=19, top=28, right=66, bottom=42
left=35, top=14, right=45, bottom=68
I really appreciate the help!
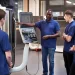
left=26, top=49, right=40, bottom=75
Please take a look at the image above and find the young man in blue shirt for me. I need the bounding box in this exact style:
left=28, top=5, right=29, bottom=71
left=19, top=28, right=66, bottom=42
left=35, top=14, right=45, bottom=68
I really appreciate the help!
left=0, top=9, right=12, bottom=75
left=62, top=10, right=75, bottom=75
left=18, top=9, right=60, bottom=75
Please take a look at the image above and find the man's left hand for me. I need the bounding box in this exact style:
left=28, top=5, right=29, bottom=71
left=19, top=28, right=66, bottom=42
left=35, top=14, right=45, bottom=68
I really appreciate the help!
left=9, top=62, right=13, bottom=68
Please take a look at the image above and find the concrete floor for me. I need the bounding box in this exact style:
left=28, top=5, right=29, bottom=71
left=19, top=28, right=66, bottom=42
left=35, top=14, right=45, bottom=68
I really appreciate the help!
left=11, top=44, right=67, bottom=75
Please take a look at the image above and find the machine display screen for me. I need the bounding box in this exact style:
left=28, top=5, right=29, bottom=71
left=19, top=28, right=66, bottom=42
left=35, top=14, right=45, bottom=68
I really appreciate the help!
left=20, top=12, right=32, bottom=28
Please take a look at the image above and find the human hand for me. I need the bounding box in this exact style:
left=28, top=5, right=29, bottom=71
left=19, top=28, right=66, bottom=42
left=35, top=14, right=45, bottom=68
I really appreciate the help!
left=62, top=33, right=66, bottom=37
left=9, top=62, right=13, bottom=68
left=16, top=22, right=21, bottom=25
left=62, top=35, right=64, bottom=39
left=70, top=45, right=75, bottom=51
left=42, top=35, right=50, bottom=40
left=62, top=33, right=67, bottom=39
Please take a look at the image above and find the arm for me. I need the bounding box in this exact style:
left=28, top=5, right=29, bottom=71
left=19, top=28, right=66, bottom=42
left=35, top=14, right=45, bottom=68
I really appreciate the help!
left=49, top=22, right=60, bottom=38
left=43, top=22, right=60, bottom=39
left=43, top=31, right=60, bottom=39
left=63, top=33, right=72, bottom=42
left=49, top=31, right=60, bottom=38
left=17, top=22, right=35, bottom=27
left=63, top=26, right=75, bottom=42
left=1, top=33, right=13, bottom=68
left=17, top=21, right=43, bottom=29
left=5, top=51, right=12, bottom=68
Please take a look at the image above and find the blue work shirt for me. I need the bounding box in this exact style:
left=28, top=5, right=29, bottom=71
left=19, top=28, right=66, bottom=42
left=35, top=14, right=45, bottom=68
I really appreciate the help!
left=0, top=30, right=11, bottom=75
left=35, top=19, right=60, bottom=48
left=72, top=40, right=75, bottom=63
left=73, top=46, right=75, bottom=63
left=63, top=21, right=75, bottom=52
left=73, top=43, right=75, bottom=63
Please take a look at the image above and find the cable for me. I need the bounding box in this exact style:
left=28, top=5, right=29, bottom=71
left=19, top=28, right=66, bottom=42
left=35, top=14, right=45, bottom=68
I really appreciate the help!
left=25, top=21, right=40, bottom=75
left=26, top=50, right=40, bottom=75
left=26, top=49, right=40, bottom=75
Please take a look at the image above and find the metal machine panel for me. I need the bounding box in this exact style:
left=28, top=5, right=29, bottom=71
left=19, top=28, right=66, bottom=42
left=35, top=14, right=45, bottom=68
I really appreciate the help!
left=20, top=12, right=32, bottom=28
left=19, top=12, right=37, bottom=43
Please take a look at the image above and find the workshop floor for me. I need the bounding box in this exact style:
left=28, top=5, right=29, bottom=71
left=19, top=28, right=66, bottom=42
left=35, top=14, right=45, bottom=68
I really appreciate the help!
left=11, top=44, right=66, bottom=75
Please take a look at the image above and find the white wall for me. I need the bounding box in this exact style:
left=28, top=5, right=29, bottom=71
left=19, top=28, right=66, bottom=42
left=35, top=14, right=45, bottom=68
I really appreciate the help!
left=49, top=0, right=64, bottom=5
left=40, top=1, right=46, bottom=16
left=29, top=0, right=39, bottom=16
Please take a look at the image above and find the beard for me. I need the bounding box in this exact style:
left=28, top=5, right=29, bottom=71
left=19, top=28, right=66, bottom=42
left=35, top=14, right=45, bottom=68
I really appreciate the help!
left=46, top=17, right=51, bottom=21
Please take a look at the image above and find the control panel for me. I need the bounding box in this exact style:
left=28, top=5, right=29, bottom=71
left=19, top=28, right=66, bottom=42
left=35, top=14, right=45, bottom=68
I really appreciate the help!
left=19, top=12, right=37, bottom=43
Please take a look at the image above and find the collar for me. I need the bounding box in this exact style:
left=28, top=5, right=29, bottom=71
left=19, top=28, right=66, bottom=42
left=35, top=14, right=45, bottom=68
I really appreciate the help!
left=69, top=19, right=74, bottom=23
left=45, top=18, right=53, bottom=23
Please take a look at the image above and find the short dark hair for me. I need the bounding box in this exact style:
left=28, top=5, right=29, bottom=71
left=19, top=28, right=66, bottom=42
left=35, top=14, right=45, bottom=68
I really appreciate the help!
left=64, top=10, right=73, bottom=17
left=47, top=9, right=53, bottom=13
left=0, top=9, right=6, bottom=20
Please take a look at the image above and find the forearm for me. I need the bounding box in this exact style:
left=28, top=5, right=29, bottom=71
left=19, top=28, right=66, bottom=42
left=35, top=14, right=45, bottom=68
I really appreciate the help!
left=63, top=34, right=72, bottom=42
left=5, top=51, right=12, bottom=66
left=49, top=32, right=60, bottom=38
left=49, top=34, right=60, bottom=38
left=64, top=35, right=68, bottom=40
left=20, top=22, right=35, bottom=27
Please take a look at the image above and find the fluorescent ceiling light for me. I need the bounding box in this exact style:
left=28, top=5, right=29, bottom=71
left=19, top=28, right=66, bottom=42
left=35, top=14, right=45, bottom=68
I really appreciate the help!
left=66, top=1, right=72, bottom=4
left=15, top=2, right=18, bottom=5
left=0, top=4, right=6, bottom=10
left=73, top=3, right=75, bottom=5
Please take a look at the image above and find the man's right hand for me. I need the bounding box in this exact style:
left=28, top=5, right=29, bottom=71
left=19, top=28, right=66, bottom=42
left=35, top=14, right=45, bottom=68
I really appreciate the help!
left=16, top=22, right=21, bottom=25
left=62, top=33, right=67, bottom=40
left=9, top=62, right=13, bottom=68
left=70, top=45, right=75, bottom=51
left=5, top=51, right=13, bottom=68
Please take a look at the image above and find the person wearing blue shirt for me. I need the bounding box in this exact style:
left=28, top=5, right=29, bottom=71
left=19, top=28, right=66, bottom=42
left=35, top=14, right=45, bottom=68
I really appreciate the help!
left=62, top=10, right=75, bottom=75
left=0, top=9, right=12, bottom=75
left=18, top=9, right=60, bottom=75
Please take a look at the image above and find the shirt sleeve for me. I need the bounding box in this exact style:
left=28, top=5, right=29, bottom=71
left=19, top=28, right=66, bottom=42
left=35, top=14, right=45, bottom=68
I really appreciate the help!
left=1, top=33, right=12, bottom=52
left=35, top=21, right=42, bottom=29
left=55, top=22, right=60, bottom=32
left=68, top=26, right=75, bottom=37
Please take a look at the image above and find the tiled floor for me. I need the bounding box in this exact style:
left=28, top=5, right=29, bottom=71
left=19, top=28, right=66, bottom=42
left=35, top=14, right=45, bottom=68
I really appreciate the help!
left=11, top=44, right=66, bottom=75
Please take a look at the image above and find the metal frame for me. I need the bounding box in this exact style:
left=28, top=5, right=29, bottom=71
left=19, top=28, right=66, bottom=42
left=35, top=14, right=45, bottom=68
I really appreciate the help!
left=39, top=0, right=75, bottom=16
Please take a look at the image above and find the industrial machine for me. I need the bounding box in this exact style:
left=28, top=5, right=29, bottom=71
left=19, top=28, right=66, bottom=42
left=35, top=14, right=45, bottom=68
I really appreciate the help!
left=19, top=12, right=37, bottom=43
left=0, top=5, right=26, bottom=73
left=11, top=12, right=39, bottom=73
left=0, top=4, right=39, bottom=74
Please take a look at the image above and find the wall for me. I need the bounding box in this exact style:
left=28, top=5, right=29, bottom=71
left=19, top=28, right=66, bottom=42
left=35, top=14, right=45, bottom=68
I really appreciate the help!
left=23, top=0, right=28, bottom=12
left=29, top=0, right=39, bottom=16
